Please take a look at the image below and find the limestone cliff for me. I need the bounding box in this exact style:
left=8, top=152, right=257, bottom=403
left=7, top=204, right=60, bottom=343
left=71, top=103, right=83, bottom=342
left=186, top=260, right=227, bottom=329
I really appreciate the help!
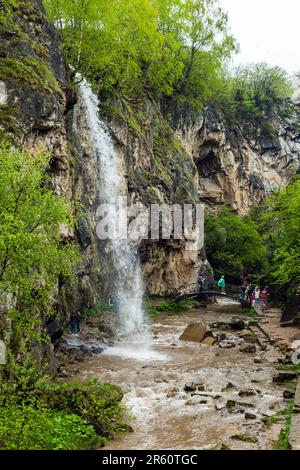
left=175, top=107, right=300, bottom=215
left=1, top=1, right=299, bottom=345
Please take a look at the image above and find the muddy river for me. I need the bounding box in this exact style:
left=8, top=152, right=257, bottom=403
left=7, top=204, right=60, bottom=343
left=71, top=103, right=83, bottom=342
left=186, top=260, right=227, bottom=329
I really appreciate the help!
left=74, top=300, right=291, bottom=450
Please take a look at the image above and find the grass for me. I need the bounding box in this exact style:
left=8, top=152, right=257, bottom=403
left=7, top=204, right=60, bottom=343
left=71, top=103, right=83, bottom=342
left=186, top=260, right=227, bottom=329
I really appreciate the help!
left=148, top=298, right=206, bottom=318
left=243, top=307, right=259, bottom=318
left=281, top=363, right=300, bottom=374
left=82, top=300, right=111, bottom=318
left=275, top=401, right=294, bottom=450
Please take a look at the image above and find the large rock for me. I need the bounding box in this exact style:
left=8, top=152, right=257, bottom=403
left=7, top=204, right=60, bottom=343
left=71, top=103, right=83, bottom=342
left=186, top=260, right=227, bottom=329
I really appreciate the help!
left=273, top=372, right=297, bottom=383
left=180, top=322, right=207, bottom=342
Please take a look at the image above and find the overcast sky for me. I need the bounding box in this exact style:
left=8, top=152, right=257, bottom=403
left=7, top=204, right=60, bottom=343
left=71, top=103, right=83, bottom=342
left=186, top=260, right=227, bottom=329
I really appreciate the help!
left=219, top=0, right=299, bottom=74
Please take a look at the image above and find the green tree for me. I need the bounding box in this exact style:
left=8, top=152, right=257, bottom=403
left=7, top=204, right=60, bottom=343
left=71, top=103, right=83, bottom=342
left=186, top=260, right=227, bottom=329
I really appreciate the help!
left=205, top=207, right=268, bottom=284
left=44, top=0, right=236, bottom=104
left=0, top=142, right=77, bottom=309
left=254, top=178, right=300, bottom=296
left=215, top=63, right=293, bottom=133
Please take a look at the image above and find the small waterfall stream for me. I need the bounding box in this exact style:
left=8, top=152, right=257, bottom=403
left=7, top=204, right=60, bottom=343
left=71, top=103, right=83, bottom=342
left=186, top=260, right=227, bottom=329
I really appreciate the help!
left=78, top=79, right=151, bottom=355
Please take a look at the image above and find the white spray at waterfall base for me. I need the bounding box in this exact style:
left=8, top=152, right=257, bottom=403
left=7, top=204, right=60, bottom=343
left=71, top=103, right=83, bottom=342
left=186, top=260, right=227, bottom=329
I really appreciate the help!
left=77, top=78, right=155, bottom=357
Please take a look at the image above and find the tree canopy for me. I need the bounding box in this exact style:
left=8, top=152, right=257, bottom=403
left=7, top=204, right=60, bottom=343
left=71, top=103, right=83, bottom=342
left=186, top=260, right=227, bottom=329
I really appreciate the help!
left=253, top=178, right=300, bottom=296
left=44, top=0, right=237, bottom=106
left=205, top=207, right=269, bottom=284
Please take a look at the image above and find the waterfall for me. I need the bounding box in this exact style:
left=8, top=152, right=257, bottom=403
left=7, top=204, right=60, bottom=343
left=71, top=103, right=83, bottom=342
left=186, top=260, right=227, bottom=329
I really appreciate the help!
left=77, top=78, right=151, bottom=352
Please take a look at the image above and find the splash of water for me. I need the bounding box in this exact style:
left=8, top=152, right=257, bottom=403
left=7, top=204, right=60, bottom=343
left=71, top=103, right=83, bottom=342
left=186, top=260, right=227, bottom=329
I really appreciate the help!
left=77, top=78, right=150, bottom=349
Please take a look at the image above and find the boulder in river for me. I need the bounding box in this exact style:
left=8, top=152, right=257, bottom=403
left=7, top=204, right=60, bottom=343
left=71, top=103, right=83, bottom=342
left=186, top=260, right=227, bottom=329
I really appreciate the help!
left=272, top=372, right=297, bottom=383
left=184, top=382, right=197, bottom=392
left=240, top=344, right=257, bottom=353
left=166, top=387, right=179, bottom=398
left=201, top=336, right=217, bottom=346
left=230, top=434, right=258, bottom=444
left=180, top=322, right=207, bottom=342
left=238, top=389, right=256, bottom=397
left=283, top=390, right=295, bottom=399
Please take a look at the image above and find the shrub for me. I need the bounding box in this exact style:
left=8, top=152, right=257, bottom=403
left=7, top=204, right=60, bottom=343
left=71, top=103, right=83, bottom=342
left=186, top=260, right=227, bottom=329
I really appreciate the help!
left=0, top=405, right=99, bottom=450
left=35, top=380, right=127, bottom=440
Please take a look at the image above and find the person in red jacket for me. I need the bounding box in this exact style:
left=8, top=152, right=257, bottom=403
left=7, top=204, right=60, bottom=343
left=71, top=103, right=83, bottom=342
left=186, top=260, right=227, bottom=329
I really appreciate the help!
left=261, top=287, right=269, bottom=306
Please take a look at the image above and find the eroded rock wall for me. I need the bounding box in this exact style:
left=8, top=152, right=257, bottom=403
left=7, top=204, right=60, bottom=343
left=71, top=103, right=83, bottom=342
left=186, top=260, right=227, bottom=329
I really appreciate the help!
left=176, top=107, right=300, bottom=215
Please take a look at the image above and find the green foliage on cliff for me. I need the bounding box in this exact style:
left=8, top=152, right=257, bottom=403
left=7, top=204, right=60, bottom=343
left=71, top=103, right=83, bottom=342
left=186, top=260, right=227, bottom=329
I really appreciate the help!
left=252, top=178, right=300, bottom=296
left=0, top=143, right=77, bottom=310
left=0, top=142, right=78, bottom=391
left=205, top=207, right=268, bottom=284
left=215, top=63, right=293, bottom=137
left=44, top=0, right=236, bottom=107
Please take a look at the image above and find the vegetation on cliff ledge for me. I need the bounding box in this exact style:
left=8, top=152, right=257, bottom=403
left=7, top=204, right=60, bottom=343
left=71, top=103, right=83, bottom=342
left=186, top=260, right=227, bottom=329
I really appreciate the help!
left=0, top=144, right=126, bottom=450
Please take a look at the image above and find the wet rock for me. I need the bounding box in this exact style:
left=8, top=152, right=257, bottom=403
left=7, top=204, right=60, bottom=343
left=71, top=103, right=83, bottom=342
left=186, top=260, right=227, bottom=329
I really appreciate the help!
left=230, top=434, right=258, bottom=444
left=77, top=218, right=92, bottom=249
left=180, top=322, right=207, bottom=343
left=254, top=357, right=263, bottom=364
left=272, top=372, right=297, bottom=383
left=91, top=346, right=104, bottom=355
left=209, top=443, right=231, bottom=450
left=230, top=320, right=246, bottom=331
left=222, top=382, right=237, bottom=392
left=166, top=387, right=179, bottom=398
left=240, top=344, right=257, bottom=353
left=242, top=334, right=257, bottom=344
left=201, top=336, right=217, bottom=346
left=238, top=389, right=256, bottom=397
left=210, top=320, right=246, bottom=331
left=245, top=412, right=257, bottom=420
left=184, top=382, right=197, bottom=392
left=283, top=390, right=295, bottom=399
left=215, top=404, right=226, bottom=411
left=226, top=399, right=254, bottom=412
left=226, top=400, right=237, bottom=411
left=185, top=397, right=207, bottom=406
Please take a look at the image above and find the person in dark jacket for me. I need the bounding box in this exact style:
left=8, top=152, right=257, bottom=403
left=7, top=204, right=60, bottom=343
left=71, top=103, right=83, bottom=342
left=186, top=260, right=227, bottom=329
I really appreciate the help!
left=70, top=312, right=82, bottom=335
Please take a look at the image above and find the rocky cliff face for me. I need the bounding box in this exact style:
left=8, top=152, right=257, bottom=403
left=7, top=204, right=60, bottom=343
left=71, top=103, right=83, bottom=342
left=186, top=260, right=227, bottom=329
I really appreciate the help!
left=176, top=107, right=300, bottom=215
left=1, top=1, right=299, bottom=344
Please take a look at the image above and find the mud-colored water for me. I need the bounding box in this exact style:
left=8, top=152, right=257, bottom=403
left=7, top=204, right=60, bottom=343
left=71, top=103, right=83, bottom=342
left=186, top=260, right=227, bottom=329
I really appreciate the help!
left=76, top=301, right=289, bottom=450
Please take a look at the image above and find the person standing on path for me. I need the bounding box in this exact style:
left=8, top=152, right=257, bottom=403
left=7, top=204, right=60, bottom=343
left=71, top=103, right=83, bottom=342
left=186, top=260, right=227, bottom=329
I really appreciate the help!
left=261, top=287, right=269, bottom=306
left=241, top=282, right=247, bottom=300
left=70, top=311, right=82, bottom=335
left=217, top=275, right=226, bottom=293
left=254, top=287, right=261, bottom=308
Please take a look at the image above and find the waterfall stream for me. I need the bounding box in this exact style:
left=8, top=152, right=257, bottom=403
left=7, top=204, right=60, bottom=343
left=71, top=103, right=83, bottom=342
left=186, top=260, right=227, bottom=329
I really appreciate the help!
left=78, top=79, right=151, bottom=355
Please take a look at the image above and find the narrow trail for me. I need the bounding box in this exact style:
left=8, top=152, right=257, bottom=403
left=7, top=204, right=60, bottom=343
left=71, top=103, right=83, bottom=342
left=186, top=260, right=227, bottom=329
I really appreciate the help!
left=73, top=301, right=297, bottom=450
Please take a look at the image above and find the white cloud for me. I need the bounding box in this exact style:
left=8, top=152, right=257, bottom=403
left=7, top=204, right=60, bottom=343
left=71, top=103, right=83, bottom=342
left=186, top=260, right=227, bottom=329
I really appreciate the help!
left=219, top=0, right=300, bottom=73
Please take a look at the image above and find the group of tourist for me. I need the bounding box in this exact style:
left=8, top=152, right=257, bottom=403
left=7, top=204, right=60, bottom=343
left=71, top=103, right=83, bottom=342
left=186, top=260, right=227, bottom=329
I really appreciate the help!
left=216, top=275, right=269, bottom=308
left=241, top=283, right=269, bottom=307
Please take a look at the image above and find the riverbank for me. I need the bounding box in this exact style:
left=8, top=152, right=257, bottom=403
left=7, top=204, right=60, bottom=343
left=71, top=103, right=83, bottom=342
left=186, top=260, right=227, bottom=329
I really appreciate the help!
left=57, top=300, right=300, bottom=450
